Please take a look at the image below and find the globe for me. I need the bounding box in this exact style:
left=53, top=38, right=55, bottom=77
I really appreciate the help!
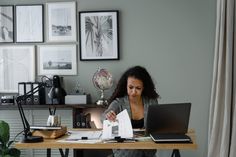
left=92, top=68, right=113, bottom=106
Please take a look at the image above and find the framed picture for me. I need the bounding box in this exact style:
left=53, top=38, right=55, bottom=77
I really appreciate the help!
left=46, top=2, right=76, bottom=42
left=37, top=45, right=77, bottom=75
left=0, top=46, right=35, bottom=93
left=79, top=10, right=119, bottom=61
left=15, top=5, right=44, bottom=43
left=0, top=5, right=14, bottom=43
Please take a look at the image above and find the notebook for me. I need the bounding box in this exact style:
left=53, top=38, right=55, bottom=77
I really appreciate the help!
left=146, top=103, right=192, bottom=143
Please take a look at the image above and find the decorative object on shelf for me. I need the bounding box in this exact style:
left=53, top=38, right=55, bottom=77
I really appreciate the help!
left=65, top=79, right=90, bottom=104
left=46, top=1, right=76, bottom=42
left=92, top=68, right=113, bottom=106
left=0, top=45, right=35, bottom=93
left=0, top=5, right=14, bottom=43
left=74, top=79, right=86, bottom=94
left=65, top=95, right=88, bottom=104
left=15, top=5, right=43, bottom=43
left=37, top=44, right=77, bottom=75
left=79, top=10, right=119, bottom=61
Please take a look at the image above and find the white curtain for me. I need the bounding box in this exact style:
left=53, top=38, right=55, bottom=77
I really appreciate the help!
left=208, top=0, right=236, bottom=157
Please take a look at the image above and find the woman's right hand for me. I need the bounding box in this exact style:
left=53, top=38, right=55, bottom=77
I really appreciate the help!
left=105, top=110, right=117, bottom=121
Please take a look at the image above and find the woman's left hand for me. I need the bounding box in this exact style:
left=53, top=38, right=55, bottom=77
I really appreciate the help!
left=106, top=110, right=117, bottom=121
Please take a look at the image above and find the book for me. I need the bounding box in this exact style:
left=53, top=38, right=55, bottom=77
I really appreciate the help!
left=30, top=125, right=62, bottom=130
left=32, top=126, right=67, bottom=139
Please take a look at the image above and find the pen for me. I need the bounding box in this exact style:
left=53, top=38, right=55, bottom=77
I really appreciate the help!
left=65, top=139, right=79, bottom=141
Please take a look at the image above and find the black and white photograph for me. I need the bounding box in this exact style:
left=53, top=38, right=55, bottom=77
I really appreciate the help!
left=46, top=2, right=76, bottom=42
left=0, top=5, right=14, bottom=43
left=16, top=5, right=43, bottom=43
left=0, top=46, right=35, bottom=93
left=37, top=45, right=77, bottom=75
left=79, top=10, right=119, bottom=61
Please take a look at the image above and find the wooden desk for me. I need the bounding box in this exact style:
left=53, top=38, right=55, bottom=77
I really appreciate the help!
left=15, top=129, right=197, bottom=157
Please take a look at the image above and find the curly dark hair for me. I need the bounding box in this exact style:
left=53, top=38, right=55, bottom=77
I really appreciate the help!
left=109, top=66, right=159, bottom=103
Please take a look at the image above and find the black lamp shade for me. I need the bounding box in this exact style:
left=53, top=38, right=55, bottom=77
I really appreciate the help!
left=48, top=75, right=67, bottom=101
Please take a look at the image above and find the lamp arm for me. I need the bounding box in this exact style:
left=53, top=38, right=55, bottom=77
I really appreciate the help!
left=16, top=100, right=30, bottom=137
left=16, top=83, right=46, bottom=138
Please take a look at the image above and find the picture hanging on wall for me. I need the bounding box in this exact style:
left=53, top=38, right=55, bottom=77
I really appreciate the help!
left=16, top=5, right=44, bottom=43
left=46, top=1, right=77, bottom=42
left=37, top=45, right=77, bottom=75
left=0, top=5, right=14, bottom=43
left=79, top=10, right=119, bottom=61
left=0, top=46, right=35, bottom=93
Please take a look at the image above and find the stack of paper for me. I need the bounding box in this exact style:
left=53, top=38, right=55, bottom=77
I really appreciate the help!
left=101, top=109, right=133, bottom=139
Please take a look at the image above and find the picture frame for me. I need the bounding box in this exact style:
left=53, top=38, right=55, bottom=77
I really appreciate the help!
left=0, top=46, right=35, bottom=93
left=37, top=45, right=77, bottom=75
left=15, top=4, right=44, bottom=43
left=79, top=10, right=119, bottom=61
left=46, top=2, right=77, bottom=42
left=0, top=5, right=14, bottom=43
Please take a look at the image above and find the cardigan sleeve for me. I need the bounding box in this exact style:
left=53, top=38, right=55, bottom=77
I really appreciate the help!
left=100, top=98, right=124, bottom=122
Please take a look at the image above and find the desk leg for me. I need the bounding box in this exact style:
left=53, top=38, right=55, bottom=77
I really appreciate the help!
left=171, top=149, right=181, bottom=157
left=59, top=148, right=69, bottom=157
left=47, top=148, right=51, bottom=157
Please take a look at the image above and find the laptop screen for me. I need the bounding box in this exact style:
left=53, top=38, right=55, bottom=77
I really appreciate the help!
left=146, top=103, right=191, bottom=134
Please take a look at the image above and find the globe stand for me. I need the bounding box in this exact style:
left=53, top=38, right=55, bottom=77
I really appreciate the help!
left=93, top=68, right=113, bottom=107
left=95, top=90, right=108, bottom=106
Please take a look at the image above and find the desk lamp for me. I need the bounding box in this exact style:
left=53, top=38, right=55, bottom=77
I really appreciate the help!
left=16, top=75, right=66, bottom=142
left=48, top=75, right=67, bottom=115
left=16, top=82, right=47, bottom=143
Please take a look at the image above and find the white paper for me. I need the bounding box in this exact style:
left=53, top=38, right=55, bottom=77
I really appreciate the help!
left=58, top=139, right=102, bottom=144
left=101, top=120, right=118, bottom=139
left=57, top=130, right=102, bottom=143
left=102, top=109, right=133, bottom=139
left=66, top=130, right=102, bottom=140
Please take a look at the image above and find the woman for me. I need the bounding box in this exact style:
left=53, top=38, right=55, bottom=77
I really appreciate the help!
left=102, top=65, right=159, bottom=157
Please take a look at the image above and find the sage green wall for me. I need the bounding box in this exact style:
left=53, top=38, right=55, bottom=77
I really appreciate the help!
left=0, top=0, right=216, bottom=157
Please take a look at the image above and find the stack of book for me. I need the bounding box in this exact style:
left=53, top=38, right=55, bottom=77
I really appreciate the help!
left=31, top=126, right=67, bottom=139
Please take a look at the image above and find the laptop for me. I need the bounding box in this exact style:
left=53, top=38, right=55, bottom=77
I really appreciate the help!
left=146, top=103, right=192, bottom=143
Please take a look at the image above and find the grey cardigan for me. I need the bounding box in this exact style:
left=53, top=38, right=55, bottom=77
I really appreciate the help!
left=101, top=96, right=158, bottom=157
